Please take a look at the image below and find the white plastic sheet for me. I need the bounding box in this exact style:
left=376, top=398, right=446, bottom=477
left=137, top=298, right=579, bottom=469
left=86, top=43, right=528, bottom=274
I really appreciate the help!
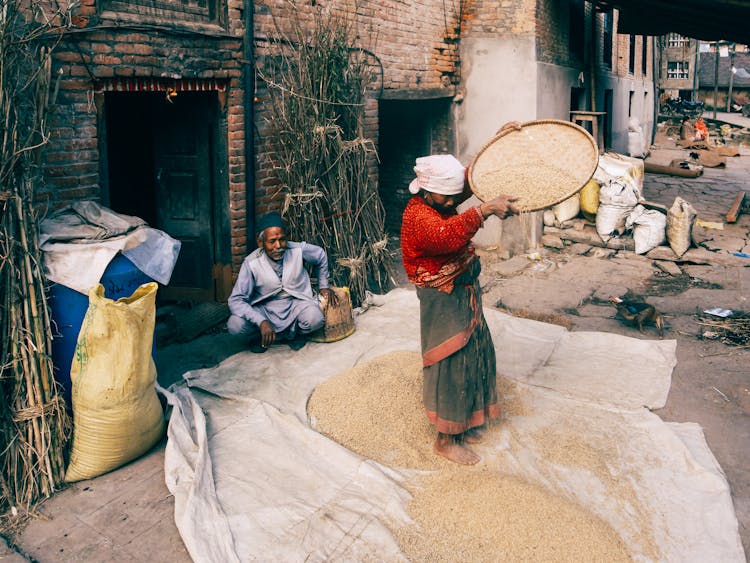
left=163, top=289, right=745, bottom=562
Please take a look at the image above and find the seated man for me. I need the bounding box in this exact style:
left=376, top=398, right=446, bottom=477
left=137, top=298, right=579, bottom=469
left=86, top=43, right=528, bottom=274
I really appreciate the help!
left=227, top=212, right=336, bottom=352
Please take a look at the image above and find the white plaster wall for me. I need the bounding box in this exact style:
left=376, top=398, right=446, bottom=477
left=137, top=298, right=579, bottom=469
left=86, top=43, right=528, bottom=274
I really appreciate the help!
left=536, top=62, right=582, bottom=120
left=456, top=36, right=539, bottom=253
left=456, top=36, right=537, bottom=164
left=599, top=74, right=655, bottom=154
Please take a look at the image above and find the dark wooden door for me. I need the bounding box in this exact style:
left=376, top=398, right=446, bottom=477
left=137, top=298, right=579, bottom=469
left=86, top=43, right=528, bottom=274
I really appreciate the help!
left=154, top=95, right=215, bottom=301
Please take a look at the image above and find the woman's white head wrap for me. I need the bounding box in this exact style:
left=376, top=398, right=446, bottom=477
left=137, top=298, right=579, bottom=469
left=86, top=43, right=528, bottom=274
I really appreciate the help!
left=408, top=154, right=466, bottom=195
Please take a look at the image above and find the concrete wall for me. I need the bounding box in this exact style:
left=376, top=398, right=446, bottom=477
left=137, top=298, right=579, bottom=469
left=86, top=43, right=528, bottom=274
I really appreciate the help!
left=456, top=36, right=537, bottom=164
left=536, top=62, right=582, bottom=119
left=456, top=36, right=539, bottom=253
left=598, top=73, right=655, bottom=154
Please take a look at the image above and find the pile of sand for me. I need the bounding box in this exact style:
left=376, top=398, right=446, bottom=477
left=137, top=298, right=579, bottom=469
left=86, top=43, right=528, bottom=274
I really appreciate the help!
left=308, top=350, right=631, bottom=561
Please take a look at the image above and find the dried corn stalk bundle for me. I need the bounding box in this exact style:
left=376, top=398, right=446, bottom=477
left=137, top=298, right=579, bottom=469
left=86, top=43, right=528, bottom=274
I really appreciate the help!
left=469, top=119, right=599, bottom=212
left=0, top=0, right=72, bottom=519
left=258, top=2, right=394, bottom=307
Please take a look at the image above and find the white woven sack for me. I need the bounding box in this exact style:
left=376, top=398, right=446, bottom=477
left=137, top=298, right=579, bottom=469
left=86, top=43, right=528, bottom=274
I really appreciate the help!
left=627, top=205, right=667, bottom=254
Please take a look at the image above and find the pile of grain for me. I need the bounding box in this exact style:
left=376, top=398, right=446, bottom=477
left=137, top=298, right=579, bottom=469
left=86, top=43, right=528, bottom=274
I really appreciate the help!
left=474, top=167, right=579, bottom=211
left=308, top=350, right=437, bottom=469
left=309, top=351, right=632, bottom=561
left=396, top=465, right=630, bottom=563
left=533, top=424, right=658, bottom=560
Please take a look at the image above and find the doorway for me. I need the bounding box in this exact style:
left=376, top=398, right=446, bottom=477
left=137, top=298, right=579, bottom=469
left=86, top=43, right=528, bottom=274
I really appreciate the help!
left=104, top=91, right=227, bottom=302
left=378, top=98, right=453, bottom=235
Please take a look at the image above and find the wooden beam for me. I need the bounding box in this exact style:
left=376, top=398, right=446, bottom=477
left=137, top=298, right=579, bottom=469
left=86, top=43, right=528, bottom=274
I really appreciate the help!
left=726, top=191, right=746, bottom=223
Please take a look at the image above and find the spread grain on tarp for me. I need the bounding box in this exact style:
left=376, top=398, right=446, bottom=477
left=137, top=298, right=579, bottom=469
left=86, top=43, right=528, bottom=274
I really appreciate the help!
left=308, top=351, right=631, bottom=562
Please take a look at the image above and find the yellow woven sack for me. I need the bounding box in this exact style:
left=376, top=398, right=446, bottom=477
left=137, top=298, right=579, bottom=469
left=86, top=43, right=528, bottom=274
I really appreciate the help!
left=65, top=282, right=165, bottom=482
left=579, top=178, right=600, bottom=222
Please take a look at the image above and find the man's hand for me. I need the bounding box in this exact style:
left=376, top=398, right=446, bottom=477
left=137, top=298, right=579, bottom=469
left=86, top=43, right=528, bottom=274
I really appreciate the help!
left=320, top=287, right=339, bottom=307
left=259, top=320, right=276, bottom=348
left=479, top=195, right=520, bottom=220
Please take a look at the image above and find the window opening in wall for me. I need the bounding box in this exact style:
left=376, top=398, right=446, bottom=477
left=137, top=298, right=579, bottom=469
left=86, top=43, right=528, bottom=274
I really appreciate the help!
left=641, top=35, right=648, bottom=76
left=629, top=34, right=636, bottom=74
left=101, top=0, right=220, bottom=24
left=667, top=33, right=689, bottom=48
left=602, top=10, right=613, bottom=68
left=569, top=0, right=584, bottom=61
left=629, top=91, right=635, bottom=117
left=667, top=61, right=689, bottom=79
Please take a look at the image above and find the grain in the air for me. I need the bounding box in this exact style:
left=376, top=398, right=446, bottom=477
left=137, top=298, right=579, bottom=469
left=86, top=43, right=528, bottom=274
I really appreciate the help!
left=309, top=351, right=632, bottom=562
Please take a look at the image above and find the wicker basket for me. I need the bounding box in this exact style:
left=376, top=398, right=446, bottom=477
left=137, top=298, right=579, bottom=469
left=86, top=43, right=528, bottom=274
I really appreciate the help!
left=468, top=119, right=599, bottom=212
left=310, top=287, right=355, bottom=343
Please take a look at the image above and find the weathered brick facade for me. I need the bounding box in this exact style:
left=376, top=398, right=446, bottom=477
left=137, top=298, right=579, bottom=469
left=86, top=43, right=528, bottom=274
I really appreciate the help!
left=43, top=0, right=469, bottom=287
left=38, top=0, right=651, bottom=296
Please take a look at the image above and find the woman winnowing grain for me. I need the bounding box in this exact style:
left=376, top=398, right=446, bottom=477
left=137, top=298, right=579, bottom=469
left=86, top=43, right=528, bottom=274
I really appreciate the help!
left=400, top=149, right=518, bottom=465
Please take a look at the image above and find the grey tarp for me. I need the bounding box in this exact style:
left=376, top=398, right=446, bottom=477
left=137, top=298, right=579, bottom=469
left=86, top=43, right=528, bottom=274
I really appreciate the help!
left=40, top=201, right=181, bottom=293
left=163, top=288, right=745, bottom=562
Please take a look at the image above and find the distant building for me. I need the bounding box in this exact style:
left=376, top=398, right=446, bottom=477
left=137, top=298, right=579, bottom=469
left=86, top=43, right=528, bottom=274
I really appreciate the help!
left=696, top=44, right=750, bottom=111
left=657, top=33, right=700, bottom=102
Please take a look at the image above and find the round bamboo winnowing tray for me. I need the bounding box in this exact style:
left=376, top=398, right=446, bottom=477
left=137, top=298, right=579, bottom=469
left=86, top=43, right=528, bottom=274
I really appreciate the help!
left=468, top=119, right=599, bottom=212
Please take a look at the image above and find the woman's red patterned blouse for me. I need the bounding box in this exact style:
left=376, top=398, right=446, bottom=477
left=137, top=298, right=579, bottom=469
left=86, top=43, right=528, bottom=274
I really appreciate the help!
left=400, top=196, right=484, bottom=293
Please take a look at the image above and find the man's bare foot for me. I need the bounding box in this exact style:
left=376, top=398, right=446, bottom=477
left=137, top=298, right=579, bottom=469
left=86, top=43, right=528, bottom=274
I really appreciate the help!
left=462, top=427, right=485, bottom=444
left=434, top=433, right=480, bottom=465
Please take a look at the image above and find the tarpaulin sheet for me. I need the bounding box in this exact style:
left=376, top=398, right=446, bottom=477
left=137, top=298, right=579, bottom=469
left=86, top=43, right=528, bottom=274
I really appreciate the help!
left=40, top=201, right=181, bottom=293
left=162, top=289, right=744, bottom=562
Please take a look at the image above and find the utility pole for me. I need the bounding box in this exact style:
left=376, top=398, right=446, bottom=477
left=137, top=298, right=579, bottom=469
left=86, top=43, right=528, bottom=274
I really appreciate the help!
left=726, top=46, right=735, bottom=112
left=713, top=43, right=719, bottom=120
left=692, top=40, right=700, bottom=101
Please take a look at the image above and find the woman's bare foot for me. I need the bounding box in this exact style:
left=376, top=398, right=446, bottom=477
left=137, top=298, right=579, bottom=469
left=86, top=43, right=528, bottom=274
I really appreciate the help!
left=434, top=433, right=480, bottom=465
left=462, top=426, right=485, bottom=444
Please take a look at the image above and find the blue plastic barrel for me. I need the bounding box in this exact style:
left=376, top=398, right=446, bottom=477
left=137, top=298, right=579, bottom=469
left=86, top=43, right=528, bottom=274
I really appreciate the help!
left=48, top=253, right=154, bottom=408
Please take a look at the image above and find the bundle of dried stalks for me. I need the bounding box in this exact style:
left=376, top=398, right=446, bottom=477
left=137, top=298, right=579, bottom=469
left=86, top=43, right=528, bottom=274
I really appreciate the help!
left=0, top=0, right=72, bottom=519
left=259, top=2, right=393, bottom=306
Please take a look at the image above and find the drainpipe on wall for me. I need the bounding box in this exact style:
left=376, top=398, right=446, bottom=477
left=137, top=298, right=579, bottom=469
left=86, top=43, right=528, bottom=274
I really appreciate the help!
left=244, top=0, right=256, bottom=250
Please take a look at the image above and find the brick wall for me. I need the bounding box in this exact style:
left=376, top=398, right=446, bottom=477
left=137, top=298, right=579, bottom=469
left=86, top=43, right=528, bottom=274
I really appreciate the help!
left=460, top=0, right=535, bottom=37
left=41, top=0, right=517, bottom=275
left=535, top=0, right=570, bottom=66
left=251, top=0, right=466, bottom=241
left=40, top=0, right=246, bottom=269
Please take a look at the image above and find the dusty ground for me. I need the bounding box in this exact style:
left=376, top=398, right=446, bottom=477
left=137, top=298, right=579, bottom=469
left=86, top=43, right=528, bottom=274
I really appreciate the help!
left=2, top=121, right=749, bottom=560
